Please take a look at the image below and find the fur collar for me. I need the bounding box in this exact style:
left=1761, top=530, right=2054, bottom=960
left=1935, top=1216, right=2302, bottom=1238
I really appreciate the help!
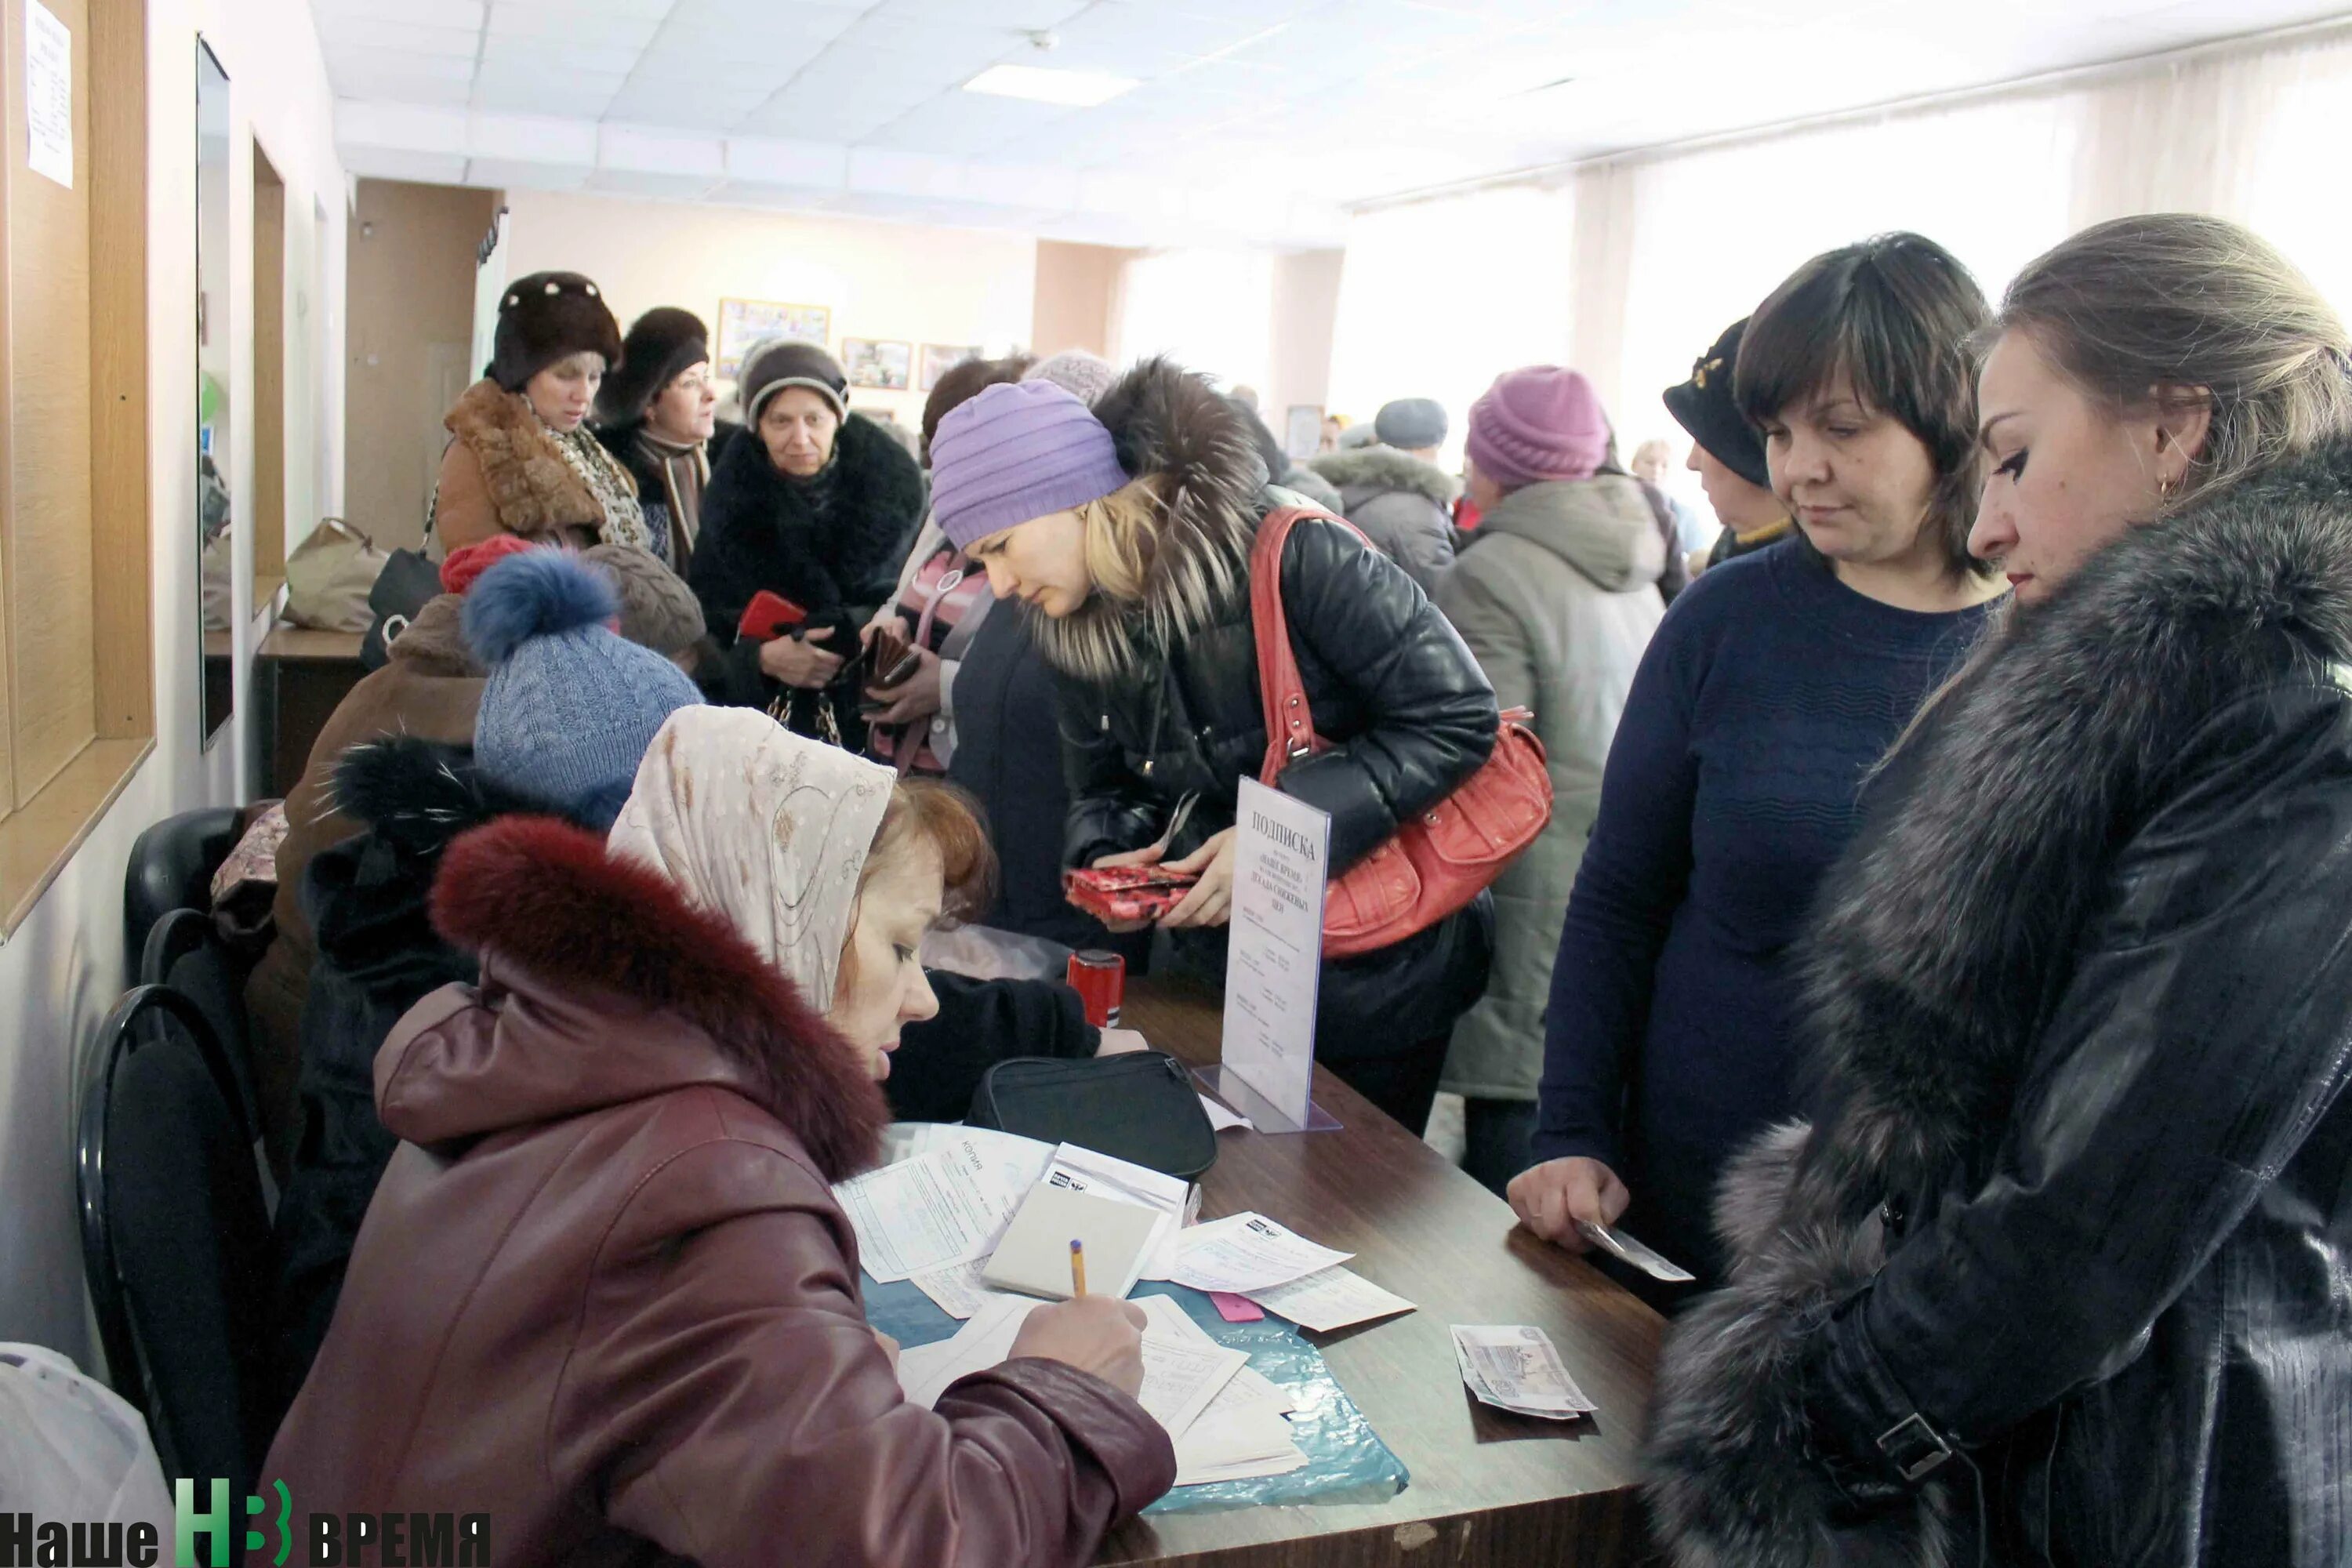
left=430, top=814, right=888, bottom=1181
left=1643, top=432, right=2352, bottom=1567
left=445, top=378, right=602, bottom=536
left=1025, top=358, right=1269, bottom=684
left=331, top=736, right=554, bottom=856
left=700, top=412, right=925, bottom=610
left=1307, top=445, right=1461, bottom=506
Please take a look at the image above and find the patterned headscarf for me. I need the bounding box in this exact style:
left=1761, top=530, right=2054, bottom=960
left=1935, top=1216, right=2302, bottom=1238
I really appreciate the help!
left=607, top=707, right=894, bottom=1007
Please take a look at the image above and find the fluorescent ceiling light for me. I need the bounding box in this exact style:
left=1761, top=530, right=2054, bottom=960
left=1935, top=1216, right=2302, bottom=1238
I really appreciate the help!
left=964, top=64, right=1138, bottom=107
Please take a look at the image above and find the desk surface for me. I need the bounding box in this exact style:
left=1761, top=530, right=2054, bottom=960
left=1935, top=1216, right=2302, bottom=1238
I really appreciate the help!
left=1099, top=975, right=1661, bottom=1568
left=257, top=625, right=364, bottom=661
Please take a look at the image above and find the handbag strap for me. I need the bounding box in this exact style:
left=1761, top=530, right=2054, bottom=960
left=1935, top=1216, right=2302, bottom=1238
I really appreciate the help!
left=1249, top=506, right=1372, bottom=785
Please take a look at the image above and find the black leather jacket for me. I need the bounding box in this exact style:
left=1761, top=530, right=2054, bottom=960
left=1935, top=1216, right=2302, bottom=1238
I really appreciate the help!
left=1031, top=360, right=1499, bottom=1052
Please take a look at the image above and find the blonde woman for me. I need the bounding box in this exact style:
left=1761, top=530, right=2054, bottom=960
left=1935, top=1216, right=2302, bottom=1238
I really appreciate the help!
left=924, top=362, right=1501, bottom=1134
left=1647, top=216, right=2352, bottom=1567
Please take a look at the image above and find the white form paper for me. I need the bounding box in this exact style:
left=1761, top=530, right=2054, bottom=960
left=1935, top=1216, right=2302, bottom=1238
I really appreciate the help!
left=897, top=1293, right=1248, bottom=1441
left=909, top=1258, right=1013, bottom=1320
left=1244, top=1264, right=1416, bottom=1333
left=1044, top=1144, right=1191, bottom=1219
left=1219, top=777, right=1330, bottom=1127
left=1138, top=1301, right=1307, bottom=1485
left=1199, top=1094, right=1253, bottom=1132
left=1166, top=1212, right=1352, bottom=1295
left=25, top=1, right=71, bottom=188
left=834, top=1136, right=1025, bottom=1283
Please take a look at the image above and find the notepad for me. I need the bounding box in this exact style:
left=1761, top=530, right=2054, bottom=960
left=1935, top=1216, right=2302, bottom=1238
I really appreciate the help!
left=982, top=1183, right=1171, bottom=1301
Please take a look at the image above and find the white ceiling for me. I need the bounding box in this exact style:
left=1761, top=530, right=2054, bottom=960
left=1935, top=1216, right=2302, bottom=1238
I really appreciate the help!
left=315, top=0, right=2352, bottom=247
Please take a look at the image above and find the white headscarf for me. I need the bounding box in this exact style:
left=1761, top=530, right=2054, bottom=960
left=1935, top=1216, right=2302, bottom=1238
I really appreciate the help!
left=608, top=707, right=895, bottom=1007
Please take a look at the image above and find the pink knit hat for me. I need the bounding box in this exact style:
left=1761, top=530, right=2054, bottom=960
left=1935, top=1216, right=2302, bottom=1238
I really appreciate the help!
left=1465, top=366, right=1610, bottom=490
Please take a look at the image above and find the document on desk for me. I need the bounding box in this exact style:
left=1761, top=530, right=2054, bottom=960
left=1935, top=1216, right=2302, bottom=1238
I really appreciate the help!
left=909, top=1258, right=1014, bottom=1320
left=897, top=1293, right=1248, bottom=1442
left=835, top=1132, right=1036, bottom=1283
left=1044, top=1142, right=1192, bottom=1219
left=1137, top=1298, right=1308, bottom=1484
left=1165, top=1212, right=1352, bottom=1295
left=1244, top=1263, right=1415, bottom=1332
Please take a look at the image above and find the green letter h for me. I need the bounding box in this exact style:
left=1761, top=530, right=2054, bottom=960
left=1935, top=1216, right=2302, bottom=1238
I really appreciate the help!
left=174, top=1479, right=230, bottom=1568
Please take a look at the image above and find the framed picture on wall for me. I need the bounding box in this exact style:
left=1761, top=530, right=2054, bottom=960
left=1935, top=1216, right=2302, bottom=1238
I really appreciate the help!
left=716, top=296, right=830, bottom=380
left=843, top=338, right=913, bottom=390
left=920, top=343, right=981, bottom=392
left=1284, top=405, right=1324, bottom=462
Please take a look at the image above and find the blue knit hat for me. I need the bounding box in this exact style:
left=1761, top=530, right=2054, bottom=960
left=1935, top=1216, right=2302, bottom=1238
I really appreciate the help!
left=927, top=379, right=1132, bottom=550
left=463, top=549, right=702, bottom=830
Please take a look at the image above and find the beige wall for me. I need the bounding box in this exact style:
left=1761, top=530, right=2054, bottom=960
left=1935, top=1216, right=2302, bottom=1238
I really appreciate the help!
left=1032, top=240, right=1134, bottom=361
left=1269, top=249, right=1344, bottom=456
left=345, top=179, right=499, bottom=551
left=0, top=0, right=346, bottom=1362
left=501, top=191, right=1039, bottom=432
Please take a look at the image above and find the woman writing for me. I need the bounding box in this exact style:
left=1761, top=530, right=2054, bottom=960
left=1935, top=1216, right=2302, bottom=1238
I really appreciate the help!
left=433, top=271, right=651, bottom=554
left=267, top=705, right=1173, bottom=1565
left=691, top=339, right=925, bottom=741
left=1508, top=235, right=2004, bottom=1290
left=925, top=361, right=1499, bottom=1134
left=1646, top=213, right=2352, bottom=1568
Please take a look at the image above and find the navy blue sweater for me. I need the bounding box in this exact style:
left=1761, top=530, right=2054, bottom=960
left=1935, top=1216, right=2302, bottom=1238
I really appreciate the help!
left=1531, top=539, right=1993, bottom=1284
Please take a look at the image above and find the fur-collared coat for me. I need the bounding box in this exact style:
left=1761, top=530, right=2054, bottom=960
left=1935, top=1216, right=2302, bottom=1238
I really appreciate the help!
left=265, top=814, right=1174, bottom=1566
left=689, top=414, right=924, bottom=739
left=1646, top=438, right=2352, bottom=1567
left=1306, top=445, right=1461, bottom=593
left=434, top=379, right=639, bottom=552
left=1040, top=358, right=1501, bottom=1087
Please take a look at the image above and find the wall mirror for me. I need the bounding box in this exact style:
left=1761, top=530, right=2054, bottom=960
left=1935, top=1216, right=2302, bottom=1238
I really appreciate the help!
left=197, top=39, right=232, bottom=745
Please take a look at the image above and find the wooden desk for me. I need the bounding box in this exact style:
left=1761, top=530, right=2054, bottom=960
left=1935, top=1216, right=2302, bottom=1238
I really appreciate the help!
left=1102, top=974, right=1662, bottom=1568
left=256, top=625, right=365, bottom=797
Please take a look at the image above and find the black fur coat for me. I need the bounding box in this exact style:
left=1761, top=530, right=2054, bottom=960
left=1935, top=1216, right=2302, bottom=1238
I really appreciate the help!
left=688, top=413, right=924, bottom=735
left=1645, top=437, right=2352, bottom=1566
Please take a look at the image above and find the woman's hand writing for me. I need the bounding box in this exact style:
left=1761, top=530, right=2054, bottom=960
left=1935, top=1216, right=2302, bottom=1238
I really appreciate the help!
left=1007, top=1296, right=1149, bottom=1399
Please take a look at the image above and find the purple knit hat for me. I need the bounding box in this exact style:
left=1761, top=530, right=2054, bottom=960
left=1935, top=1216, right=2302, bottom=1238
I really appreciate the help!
left=1465, top=366, right=1610, bottom=490
left=928, top=379, right=1131, bottom=550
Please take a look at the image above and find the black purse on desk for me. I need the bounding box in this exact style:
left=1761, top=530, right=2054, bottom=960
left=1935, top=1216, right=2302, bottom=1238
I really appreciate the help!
left=967, top=1052, right=1218, bottom=1181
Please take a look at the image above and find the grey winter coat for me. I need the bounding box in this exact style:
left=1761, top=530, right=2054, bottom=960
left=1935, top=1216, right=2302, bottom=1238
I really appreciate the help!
left=1306, top=446, right=1459, bottom=593
left=1434, top=477, right=1664, bottom=1102
left=1646, top=435, right=2352, bottom=1568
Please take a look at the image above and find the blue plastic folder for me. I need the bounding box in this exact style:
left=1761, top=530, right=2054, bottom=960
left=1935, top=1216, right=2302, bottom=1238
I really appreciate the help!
left=862, top=1276, right=1410, bottom=1514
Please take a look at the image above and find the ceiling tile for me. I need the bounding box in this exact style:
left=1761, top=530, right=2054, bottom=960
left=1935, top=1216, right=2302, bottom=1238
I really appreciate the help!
left=326, top=45, right=478, bottom=84
left=484, top=7, right=661, bottom=45
left=583, top=167, right=728, bottom=199
left=833, top=9, right=1029, bottom=62
left=478, top=35, right=643, bottom=74
left=337, top=74, right=477, bottom=107
left=317, top=0, right=486, bottom=27
left=629, top=39, right=822, bottom=90
left=856, top=91, right=1074, bottom=154
left=603, top=83, right=772, bottom=129
left=463, top=155, right=594, bottom=191
left=342, top=146, right=473, bottom=183
left=1042, top=3, right=1270, bottom=72
left=488, top=0, right=677, bottom=18
left=474, top=67, right=627, bottom=116
left=315, top=16, right=480, bottom=54
left=874, top=0, right=1090, bottom=25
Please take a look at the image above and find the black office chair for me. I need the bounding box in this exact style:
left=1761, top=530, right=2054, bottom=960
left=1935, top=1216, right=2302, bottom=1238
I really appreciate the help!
left=77, top=985, right=277, bottom=1505
left=122, top=806, right=244, bottom=979
left=138, top=908, right=260, bottom=1138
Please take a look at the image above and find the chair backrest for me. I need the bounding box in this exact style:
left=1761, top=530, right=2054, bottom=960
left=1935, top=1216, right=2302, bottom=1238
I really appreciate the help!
left=122, top=807, right=244, bottom=978
left=76, top=985, right=276, bottom=1506
left=137, top=909, right=260, bottom=1135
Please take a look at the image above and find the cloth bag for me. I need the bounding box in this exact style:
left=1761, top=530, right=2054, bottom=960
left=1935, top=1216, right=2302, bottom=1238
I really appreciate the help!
left=1250, top=506, right=1552, bottom=959
left=283, top=517, right=387, bottom=633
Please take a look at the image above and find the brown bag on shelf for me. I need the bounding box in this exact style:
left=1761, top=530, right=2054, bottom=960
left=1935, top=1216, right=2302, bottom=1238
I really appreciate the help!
left=283, top=517, right=387, bottom=633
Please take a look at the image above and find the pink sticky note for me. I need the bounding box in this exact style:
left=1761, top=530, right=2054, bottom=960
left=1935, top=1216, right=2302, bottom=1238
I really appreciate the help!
left=1209, top=1291, right=1264, bottom=1323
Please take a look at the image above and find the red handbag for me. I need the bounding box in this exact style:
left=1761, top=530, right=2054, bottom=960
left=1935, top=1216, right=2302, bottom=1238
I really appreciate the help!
left=1250, top=507, right=1552, bottom=959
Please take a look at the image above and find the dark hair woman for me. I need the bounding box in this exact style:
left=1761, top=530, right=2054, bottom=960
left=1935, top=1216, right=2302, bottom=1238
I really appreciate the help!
left=927, top=360, right=1501, bottom=1134
left=1646, top=213, right=2352, bottom=1567
left=1508, top=234, right=2004, bottom=1294
left=593, top=306, right=738, bottom=575
left=689, top=339, right=925, bottom=743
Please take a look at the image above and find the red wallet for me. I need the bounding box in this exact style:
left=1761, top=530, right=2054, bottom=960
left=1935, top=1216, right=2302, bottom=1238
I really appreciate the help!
left=739, top=590, right=808, bottom=641
left=1064, top=864, right=1200, bottom=924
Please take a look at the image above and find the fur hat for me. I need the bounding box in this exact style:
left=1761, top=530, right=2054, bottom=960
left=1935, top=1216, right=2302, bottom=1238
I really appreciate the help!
left=492, top=271, right=622, bottom=393
left=739, top=339, right=848, bottom=425
left=595, top=307, right=710, bottom=426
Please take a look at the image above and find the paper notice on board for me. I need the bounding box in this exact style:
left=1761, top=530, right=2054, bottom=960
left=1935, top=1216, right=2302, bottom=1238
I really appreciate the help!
left=27, top=0, right=72, bottom=188
left=1218, top=776, right=1330, bottom=1127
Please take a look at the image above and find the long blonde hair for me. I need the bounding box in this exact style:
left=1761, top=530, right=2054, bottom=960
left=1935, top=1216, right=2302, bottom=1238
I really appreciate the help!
left=1991, top=213, right=2352, bottom=507
left=1075, top=475, right=1167, bottom=604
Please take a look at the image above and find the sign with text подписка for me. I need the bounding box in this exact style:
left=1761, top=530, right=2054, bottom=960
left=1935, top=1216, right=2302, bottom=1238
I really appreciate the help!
left=1218, top=777, right=1329, bottom=1128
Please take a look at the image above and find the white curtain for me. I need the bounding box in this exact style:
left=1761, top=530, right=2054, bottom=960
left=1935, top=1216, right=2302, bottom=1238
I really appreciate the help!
left=1111, top=248, right=1278, bottom=397
left=1325, top=185, right=1575, bottom=469
left=1327, top=25, right=2352, bottom=505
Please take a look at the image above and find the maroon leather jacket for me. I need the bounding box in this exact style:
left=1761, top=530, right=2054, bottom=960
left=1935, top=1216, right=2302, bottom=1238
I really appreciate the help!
left=264, top=815, right=1174, bottom=1566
